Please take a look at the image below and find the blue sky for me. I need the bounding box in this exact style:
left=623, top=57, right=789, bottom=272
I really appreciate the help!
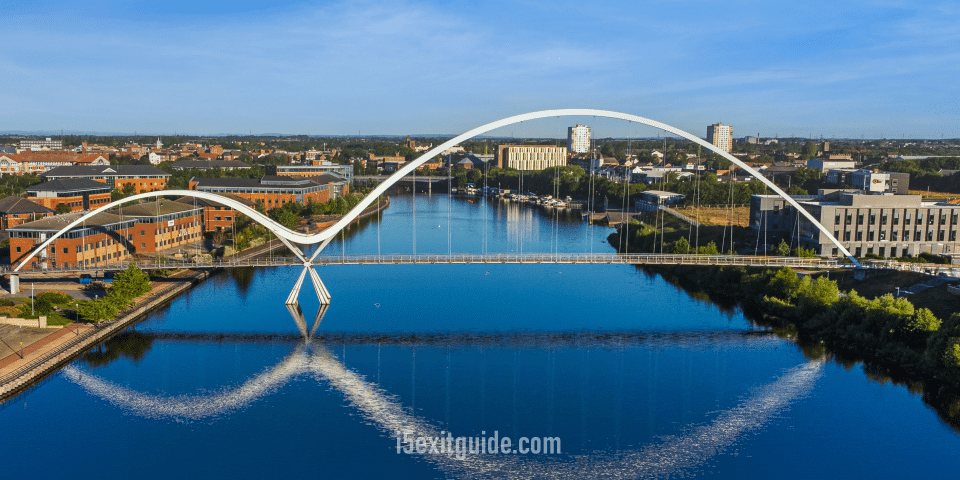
left=2, top=0, right=958, bottom=138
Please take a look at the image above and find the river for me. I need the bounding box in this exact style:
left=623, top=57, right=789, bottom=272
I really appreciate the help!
left=2, top=194, right=959, bottom=479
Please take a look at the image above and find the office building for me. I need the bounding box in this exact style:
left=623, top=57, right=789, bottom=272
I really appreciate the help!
left=567, top=124, right=591, bottom=154
left=496, top=145, right=567, bottom=170
left=707, top=123, right=733, bottom=152
left=750, top=190, right=960, bottom=258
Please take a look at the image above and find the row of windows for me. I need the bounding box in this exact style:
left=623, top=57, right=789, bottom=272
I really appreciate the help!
left=836, top=229, right=958, bottom=242
left=835, top=211, right=960, bottom=227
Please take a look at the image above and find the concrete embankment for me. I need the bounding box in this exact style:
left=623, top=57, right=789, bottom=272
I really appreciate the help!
left=0, top=269, right=217, bottom=401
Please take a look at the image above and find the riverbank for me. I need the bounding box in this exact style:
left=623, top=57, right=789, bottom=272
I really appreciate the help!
left=639, top=262, right=960, bottom=429
left=0, top=268, right=216, bottom=401
left=0, top=196, right=392, bottom=401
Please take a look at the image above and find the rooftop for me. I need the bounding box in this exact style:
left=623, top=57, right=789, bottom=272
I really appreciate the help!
left=0, top=196, right=54, bottom=214
left=43, top=165, right=170, bottom=177
left=111, top=199, right=200, bottom=217
left=171, top=159, right=252, bottom=170
left=8, top=211, right=130, bottom=231
left=26, top=178, right=112, bottom=193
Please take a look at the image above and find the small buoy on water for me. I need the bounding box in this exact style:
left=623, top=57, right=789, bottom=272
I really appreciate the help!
left=374, top=303, right=380, bottom=308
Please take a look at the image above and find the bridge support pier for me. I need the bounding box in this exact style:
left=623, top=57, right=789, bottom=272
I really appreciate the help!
left=286, top=264, right=331, bottom=305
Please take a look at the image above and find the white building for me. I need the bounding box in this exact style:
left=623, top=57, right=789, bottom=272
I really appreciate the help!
left=707, top=123, right=733, bottom=152
left=18, top=138, right=63, bottom=152
left=496, top=145, right=567, bottom=170
left=567, top=124, right=591, bottom=154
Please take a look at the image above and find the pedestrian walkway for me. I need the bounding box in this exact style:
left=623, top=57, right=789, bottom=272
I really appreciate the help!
left=0, top=323, right=92, bottom=375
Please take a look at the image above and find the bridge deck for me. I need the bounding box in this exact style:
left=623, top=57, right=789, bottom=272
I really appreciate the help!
left=9, top=254, right=851, bottom=274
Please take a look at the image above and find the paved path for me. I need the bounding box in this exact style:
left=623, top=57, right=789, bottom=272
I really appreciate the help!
left=0, top=323, right=93, bottom=375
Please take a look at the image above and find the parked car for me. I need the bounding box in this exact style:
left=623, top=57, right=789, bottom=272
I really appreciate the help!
left=78, top=274, right=92, bottom=285
left=103, top=272, right=116, bottom=283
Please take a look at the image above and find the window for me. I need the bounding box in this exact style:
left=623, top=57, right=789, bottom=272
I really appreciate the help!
left=939, top=230, right=945, bottom=241
left=941, top=213, right=948, bottom=225
left=857, top=214, right=864, bottom=225
left=15, top=246, right=21, bottom=253
left=879, top=231, right=886, bottom=241
left=927, top=230, right=934, bottom=241
left=868, top=231, right=874, bottom=241
left=903, top=230, right=910, bottom=241
left=869, top=213, right=876, bottom=225
left=905, top=213, right=912, bottom=225
left=953, top=213, right=959, bottom=225
left=63, top=247, right=68, bottom=254
left=881, top=213, right=888, bottom=225
left=952, top=231, right=957, bottom=242
left=929, top=214, right=936, bottom=225
left=141, top=230, right=145, bottom=236
left=856, top=231, right=863, bottom=241
left=76, top=246, right=82, bottom=253
left=892, top=230, right=898, bottom=241
left=835, top=213, right=841, bottom=224
left=141, top=242, right=146, bottom=248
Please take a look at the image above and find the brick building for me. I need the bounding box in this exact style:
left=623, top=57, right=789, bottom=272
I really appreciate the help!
left=42, top=165, right=170, bottom=193
left=25, top=178, right=113, bottom=212
left=8, top=200, right=203, bottom=270
left=266, top=164, right=353, bottom=182
left=8, top=212, right=138, bottom=269
left=175, top=194, right=256, bottom=232
left=0, top=196, right=54, bottom=230
left=189, top=175, right=348, bottom=210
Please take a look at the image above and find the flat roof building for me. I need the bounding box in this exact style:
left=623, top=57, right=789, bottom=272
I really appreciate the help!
left=267, top=164, right=353, bottom=183
left=190, top=174, right=349, bottom=210
left=568, top=124, right=591, bottom=154
left=707, top=123, right=733, bottom=153
left=495, top=145, right=567, bottom=171
left=751, top=190, right=960, bottom=258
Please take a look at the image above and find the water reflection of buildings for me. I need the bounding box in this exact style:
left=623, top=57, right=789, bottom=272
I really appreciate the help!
left=63, top=303, right=824, bottom=478
left=503, top=202, right=538, bottom=247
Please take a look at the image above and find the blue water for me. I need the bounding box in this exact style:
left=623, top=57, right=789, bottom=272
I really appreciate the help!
left=2, top=194, right=959, bottom=479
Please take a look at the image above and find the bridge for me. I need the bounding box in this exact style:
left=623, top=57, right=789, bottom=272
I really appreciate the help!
left=11, top=109, right=864, bottom=305
left=13, top=253, right=848, bottom=273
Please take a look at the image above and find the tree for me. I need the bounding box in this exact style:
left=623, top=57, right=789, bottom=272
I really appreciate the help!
left=696, top=241, right=719, bottom=255
left=671, top=237, right=691, bottom=254
left=776, top=239, right=791, bottom=256
left=110, top=265, right=152, bottom=300
left=802, top=141, right=818, bottom=160
left=905, top=308, right=941, bottom=333
left=78, top=298, right=118, bottom=323
left=55, top=203, right=71, bottom=214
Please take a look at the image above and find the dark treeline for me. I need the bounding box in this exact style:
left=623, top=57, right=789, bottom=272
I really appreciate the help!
left=647, top=264, right=960, bottom=429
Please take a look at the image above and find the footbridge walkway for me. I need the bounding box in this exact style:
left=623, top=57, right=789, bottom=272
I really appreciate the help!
left=8, top=254, right=851, bottom=274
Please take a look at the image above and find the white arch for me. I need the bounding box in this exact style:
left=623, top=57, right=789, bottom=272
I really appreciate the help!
left=316, top=109, right=858, bottom=264
left=16, top=109, right=858, bottom=271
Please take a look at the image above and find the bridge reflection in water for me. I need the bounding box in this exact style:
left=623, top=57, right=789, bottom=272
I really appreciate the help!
left=62, top=303, right=824, bottom=479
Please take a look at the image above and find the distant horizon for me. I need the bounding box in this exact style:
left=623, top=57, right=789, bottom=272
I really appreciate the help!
left=2, top=130, right=958, bottom=143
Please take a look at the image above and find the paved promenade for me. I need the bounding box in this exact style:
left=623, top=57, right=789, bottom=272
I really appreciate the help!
left=0, top=269, right=215, bottom=401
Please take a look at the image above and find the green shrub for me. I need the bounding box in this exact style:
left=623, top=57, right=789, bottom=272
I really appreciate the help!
left=37, top=291, right=72, bottom=304
left=0, top=299, right=15, bottom=307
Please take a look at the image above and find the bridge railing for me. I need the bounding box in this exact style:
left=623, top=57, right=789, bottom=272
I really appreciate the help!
left=0, top=253, right=852, bottom=274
